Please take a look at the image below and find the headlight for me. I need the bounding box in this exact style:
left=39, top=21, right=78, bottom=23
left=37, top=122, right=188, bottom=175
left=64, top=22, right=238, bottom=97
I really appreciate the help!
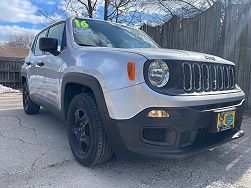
left=148, top=60, right=170, bottom=87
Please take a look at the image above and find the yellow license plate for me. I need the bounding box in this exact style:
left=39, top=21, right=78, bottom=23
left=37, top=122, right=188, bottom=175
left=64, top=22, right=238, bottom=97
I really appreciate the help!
left=216, top=109, right=235, bottom=132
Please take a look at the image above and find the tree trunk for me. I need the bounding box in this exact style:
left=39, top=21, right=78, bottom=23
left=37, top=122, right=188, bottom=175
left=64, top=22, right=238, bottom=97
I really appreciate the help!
left=104, top=0, right=109, bottom=20
left=88, top=0, right=93, bottom=18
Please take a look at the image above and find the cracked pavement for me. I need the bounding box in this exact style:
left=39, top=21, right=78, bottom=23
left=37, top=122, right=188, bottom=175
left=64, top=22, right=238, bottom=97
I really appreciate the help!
left=0, top=93, right=250, bottom=188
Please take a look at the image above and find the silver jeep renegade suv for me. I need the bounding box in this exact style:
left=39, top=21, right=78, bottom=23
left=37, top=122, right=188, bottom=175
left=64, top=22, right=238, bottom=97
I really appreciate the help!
left=21, top=17, right=245, bottom=166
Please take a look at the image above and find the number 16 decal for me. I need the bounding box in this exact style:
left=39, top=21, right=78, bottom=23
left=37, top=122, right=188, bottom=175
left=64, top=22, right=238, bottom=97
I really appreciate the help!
left=74, top=20, right=89, bottom=28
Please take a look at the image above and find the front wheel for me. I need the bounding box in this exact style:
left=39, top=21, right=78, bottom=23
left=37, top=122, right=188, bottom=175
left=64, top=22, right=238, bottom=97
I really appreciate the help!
left=67, top=93, right=112, bottom=166
left=22, top=82, right=40, bottom=114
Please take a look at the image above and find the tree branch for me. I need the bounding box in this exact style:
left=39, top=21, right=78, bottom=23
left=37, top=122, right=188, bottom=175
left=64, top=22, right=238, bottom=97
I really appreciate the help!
left=158, top=0, right=175, bottom=16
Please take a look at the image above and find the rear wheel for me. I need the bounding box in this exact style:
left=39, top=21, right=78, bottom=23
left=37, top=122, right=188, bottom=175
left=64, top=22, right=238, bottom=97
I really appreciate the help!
left=22, top=82, right=40, bottom=114
left=67, top=93, right=112, bottom=166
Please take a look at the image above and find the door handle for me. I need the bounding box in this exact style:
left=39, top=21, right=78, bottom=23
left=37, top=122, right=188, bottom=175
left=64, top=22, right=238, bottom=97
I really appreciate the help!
left=37, top=62, right=45, bottom=67
left=26, top=62, right=31, bottom=66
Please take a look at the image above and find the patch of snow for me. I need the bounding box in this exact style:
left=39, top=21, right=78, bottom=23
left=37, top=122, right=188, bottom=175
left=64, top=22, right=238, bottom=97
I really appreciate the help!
left=0, top=84, right=19, bottom=94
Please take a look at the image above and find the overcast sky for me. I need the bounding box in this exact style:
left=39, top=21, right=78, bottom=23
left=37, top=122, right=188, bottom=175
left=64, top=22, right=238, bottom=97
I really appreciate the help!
left=0, top=0, right=62, bottom=42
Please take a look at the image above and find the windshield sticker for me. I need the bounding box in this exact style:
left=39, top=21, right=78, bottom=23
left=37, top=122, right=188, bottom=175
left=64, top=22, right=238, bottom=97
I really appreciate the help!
left=74, top=19, right=89, bottom=28
left=74, top=27, right=93, bottom=35
left=73, top=19, right=92, bottom=35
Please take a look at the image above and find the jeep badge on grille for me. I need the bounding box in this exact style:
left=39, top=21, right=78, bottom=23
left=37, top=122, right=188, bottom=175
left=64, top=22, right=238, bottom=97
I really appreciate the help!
left=205, top=55, right=216, bottom=61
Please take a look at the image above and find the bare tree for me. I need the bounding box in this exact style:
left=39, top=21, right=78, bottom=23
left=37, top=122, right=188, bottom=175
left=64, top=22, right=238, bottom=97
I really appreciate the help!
left=7, top=32, right=36, bottom=48
left=106, top=0, right=148, bottom=24
left=106, top=0, right=219, bottom=24
left=60, top=0, right=143, bottom=24
left=76, top=0, right=98, bottom=18
left=108, top=0, right=133, bottom=22
left=206, top=0, right=215, bottom=7
left=104, top=0, right=109, bottom=20
left=54, top=0, right=251, bottom=25
left=149, top=0, right=203, bottom=17
left=61, top=0, right=99, bottom=18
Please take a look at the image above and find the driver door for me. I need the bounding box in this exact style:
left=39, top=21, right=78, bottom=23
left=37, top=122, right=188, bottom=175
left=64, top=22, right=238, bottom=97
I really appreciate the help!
left=35, top=22, right=67, bottom=110
left=26, top=29, right=49, bottom=100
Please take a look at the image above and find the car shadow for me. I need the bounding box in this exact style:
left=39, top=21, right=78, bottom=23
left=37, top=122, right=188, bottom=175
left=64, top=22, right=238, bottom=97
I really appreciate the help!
left=1, top=107, right=250, bottom=187
left=91, top=144, right=251, bottom=187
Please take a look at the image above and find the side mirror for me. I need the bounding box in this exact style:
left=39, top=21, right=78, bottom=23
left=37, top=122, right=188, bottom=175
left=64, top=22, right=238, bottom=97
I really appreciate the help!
left=39, top=37, right=60, bottom=56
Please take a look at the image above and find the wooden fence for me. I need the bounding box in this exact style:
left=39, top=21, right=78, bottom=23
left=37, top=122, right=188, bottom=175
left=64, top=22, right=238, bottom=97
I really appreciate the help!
left=0, top=57, right=23, bottom=88
left=141, top=2, right=251, bottom=108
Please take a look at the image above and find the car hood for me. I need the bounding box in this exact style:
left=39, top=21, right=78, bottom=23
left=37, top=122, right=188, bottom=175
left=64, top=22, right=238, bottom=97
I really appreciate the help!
left=112, top=48, right=234, bottom=65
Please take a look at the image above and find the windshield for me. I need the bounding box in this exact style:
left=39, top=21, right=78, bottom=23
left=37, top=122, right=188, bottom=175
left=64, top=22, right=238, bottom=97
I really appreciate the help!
left=72, top=18, right=159, bottom=48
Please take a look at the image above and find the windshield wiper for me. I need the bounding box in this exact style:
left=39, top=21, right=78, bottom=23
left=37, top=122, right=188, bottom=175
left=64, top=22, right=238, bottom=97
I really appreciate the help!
left=78, top=44, right=98, bottom=47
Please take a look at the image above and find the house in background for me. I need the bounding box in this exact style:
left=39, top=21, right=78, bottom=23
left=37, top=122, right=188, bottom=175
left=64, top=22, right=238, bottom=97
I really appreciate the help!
left=0, top=45, right=29, bottom=88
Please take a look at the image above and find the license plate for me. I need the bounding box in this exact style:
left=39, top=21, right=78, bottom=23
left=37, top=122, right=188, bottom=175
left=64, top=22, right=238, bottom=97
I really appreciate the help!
left=216, top=108, right=236, bottom=132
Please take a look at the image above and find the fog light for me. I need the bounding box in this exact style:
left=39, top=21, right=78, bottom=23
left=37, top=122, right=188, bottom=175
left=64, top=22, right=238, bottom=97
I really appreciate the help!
left=147, top=110, right=170, bottom=118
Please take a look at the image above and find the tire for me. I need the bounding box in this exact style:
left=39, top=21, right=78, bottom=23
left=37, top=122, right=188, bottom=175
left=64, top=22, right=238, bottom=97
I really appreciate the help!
left=67, top=93, right=112, bottom=166
left=22, top=82, right=40, bottom=114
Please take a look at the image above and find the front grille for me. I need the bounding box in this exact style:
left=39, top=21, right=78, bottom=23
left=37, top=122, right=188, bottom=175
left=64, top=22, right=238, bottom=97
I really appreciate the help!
left=183, top=62, right=236, bottom=93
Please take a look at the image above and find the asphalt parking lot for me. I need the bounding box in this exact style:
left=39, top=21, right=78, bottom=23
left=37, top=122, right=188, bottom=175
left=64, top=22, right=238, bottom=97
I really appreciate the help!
left=0, top=93, right=250, bottom=188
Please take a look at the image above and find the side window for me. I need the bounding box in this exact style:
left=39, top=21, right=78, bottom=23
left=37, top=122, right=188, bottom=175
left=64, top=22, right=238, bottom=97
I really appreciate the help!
left=47, top=22, right=66, bottom=52
left=34, top=29, right=47, bottom=55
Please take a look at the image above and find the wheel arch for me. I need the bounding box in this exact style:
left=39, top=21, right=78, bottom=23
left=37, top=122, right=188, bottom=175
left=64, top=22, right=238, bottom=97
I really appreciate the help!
left=61, top=73, right=129, bottom=157
left=61, top=73, right=109, bottom=122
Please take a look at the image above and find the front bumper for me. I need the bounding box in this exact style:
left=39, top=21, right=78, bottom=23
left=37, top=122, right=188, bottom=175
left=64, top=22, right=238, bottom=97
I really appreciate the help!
left=104, top=83, right=245, bottom=119
left=104, top=99, right=245, bottom=159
